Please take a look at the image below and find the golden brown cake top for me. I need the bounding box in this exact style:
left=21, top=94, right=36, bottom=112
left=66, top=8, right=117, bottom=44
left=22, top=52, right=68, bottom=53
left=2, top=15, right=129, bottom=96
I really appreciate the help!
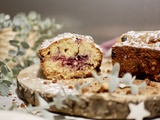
left=40, top=33, right=95, bottom=49
left=114, top=31, right=160, bottom=50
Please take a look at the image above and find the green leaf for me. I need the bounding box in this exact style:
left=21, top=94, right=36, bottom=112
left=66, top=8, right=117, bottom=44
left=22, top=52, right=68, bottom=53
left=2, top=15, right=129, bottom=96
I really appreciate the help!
left=43, top=18, right=51, bottom=29
left=8, top=104, right=16, bottom=110
left=12, top=26, right=21, bottom=32
left=0, top=83, right=9, bottom=96
left=121, top=73, right=133, bottom=85
left=21, top=24, right=30, bottom=35
left=109, top=75, right=120, bottom=93
left=3, top=20, right=11, bottom=28
left=41, top=110, right=54, bottom=120
left=12, top=56, right=18, bottom=63
left=12, top=68, right=19, bottom=76
left=1, top=65, right=8, bottom=75
left=7, top=71, right=13, bottom=78
left=21, top=41, right=29, bottom=49
left=0, top=61, right=5, bottom=66
left=50, top=92, right=67, bottom=109
left=4, top=14, right=10, bottom=20
left=0, top=80, right=2, bottom=83
left=28, top=11, right=37, bottom=20
left=24, top=60, right=33, bottom=67
left=138, top=82, right=146, bottom=90
left=130, top=84, right=138, bottom=95
left=66, top=94, right=79, bottom=102
left=8, top=50, right=17, bottom=56
left=2, top=80, right=13, bottom=86
left=9, top=40, right=19, bottom=47
left=0, top=13, right=5, bottom=23
left=108, top=63, right=121, bottom=93
left=13, top=16, right=22, bottom=26
left=17, top=49, right=25, bottom=56
left=111, top=63, right=120, bottom=76
left=15, top=64, right=23, bottom=70
left=36, top=93, right=49, bottom=109
left=5, top=58, right=10, bottom=63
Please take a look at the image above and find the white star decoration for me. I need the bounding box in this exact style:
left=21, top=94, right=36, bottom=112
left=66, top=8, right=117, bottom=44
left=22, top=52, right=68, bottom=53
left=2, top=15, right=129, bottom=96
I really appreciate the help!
left=127, top=101, right=150, bottom=120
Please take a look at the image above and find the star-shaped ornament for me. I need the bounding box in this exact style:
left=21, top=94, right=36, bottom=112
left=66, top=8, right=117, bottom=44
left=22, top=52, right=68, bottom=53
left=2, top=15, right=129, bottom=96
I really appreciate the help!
left=127, top=101, right=150, bottom=120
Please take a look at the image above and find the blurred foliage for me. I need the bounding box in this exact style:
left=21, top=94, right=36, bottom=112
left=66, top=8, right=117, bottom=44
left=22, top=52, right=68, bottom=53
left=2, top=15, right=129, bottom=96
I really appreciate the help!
left=0, top=11, right=62, bottom=96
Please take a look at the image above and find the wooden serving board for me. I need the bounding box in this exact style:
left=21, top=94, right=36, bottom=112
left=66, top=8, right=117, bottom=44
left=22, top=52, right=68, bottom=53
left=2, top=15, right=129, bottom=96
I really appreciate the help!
left=17, top=58, right=160, bottom=119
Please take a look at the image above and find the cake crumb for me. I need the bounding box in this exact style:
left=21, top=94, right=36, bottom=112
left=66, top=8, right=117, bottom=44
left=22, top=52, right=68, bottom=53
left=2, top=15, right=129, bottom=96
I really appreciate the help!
left=107, top=70, right=111, bottom=73
left=68, top=85, right=73, bottom=89
left=20, top=103, right=26, bottom=109
left=126, top=90, right=131, bottom=95
left=52, top=79, right=57, bottom=83
left=8, top=93, right=12, bottom=96
left=145, top=78, right=157, bottom=87
left=43, top=81, right=50, bottom=85
left=78, top=80, right=83, bottom=85
left=82, top=88, right=89, bottom=93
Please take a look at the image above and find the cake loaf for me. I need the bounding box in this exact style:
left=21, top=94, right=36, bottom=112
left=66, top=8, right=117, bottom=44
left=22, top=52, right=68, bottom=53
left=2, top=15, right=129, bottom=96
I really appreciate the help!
left=112, top=31, right=160, bottom=81
left=39, top=33, right=103, bottom=80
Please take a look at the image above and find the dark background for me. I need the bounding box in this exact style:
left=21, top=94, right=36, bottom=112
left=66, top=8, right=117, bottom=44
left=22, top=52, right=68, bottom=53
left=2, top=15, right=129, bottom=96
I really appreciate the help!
left=1, top=0, right=160, bottom=44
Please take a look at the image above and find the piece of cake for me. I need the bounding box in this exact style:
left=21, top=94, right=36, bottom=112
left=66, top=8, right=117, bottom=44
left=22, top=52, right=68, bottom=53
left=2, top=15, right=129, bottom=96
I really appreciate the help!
left=112, top=31, right=160, bottom=81
left=38, top=33, right=103, bottom=80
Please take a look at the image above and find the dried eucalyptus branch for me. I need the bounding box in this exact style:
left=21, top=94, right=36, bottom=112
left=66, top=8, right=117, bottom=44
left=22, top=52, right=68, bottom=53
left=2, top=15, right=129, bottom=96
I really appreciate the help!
left=0, top=11, right=62, bottom=96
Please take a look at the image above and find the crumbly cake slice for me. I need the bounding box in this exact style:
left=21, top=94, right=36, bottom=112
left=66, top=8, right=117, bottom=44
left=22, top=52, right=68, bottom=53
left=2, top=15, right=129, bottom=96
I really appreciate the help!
left=112, top=31, right=160, bottom=81
left=39, top=33, right=103, bottom=80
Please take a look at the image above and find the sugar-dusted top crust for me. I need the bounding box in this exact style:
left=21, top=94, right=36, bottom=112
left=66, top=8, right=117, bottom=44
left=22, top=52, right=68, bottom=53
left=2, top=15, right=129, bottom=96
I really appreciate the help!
left=40, top=33, right=94, bottom=49
left=114, top=31, right=160, bottom=50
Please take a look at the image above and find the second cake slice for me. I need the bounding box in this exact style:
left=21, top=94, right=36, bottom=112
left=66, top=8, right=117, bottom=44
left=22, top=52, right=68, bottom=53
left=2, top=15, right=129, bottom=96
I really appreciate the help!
left=112, top=31, right=160, bottom=81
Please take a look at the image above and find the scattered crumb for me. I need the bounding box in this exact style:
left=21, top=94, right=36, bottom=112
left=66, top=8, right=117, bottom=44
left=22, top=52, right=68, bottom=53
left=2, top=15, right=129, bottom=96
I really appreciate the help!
left=8, top=93, right=12, bottom=96
left=68, top=85, right=73, bottom=89
left=43, top=81, right=50, bottom=85
left=97, top=82, right=109, bottom=93
left=138, top=90, right=143, bottom=95
left=12, top=101, right=18, bottom=104
left=101, top=82, right=109, bottom=91
left=20, top=103, right=26, bottom=109
left=78, top=80, right=83, bottom=85
left=82, top=88, right=89, bottom=93
left=145, top=78, right=157, bottom=87
left=116, top=91, right=120, bottom=94
left=126, top=90, right=131, bottom=95
left=52, top=79, right=57, bottom=83
left=152, top=91, right=158, bottom=95
left=107, top=70, right=111, bottom=73
left=145, top=78, right=151, bottom=86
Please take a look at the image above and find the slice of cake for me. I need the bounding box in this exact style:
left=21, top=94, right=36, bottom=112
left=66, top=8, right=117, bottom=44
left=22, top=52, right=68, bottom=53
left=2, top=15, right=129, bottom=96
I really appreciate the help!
left=112, top=31, right=160, bottom=81
left=38, top=33, right=103, bottom=80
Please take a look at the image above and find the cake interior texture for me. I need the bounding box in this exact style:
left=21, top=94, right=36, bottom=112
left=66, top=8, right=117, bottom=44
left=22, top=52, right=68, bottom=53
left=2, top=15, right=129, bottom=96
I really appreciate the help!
left=39, top=33, right=102, bottom=80
left=112, top=31, right=160, bottom=81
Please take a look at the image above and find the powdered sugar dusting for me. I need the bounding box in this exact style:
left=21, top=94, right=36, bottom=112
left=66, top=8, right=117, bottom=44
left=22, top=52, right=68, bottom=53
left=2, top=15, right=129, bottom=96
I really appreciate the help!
left=115, top=31, right=160, bottom=50
left=18, top=65, right=76, bottom=95
left=40, top=33, right=94, bottom=49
